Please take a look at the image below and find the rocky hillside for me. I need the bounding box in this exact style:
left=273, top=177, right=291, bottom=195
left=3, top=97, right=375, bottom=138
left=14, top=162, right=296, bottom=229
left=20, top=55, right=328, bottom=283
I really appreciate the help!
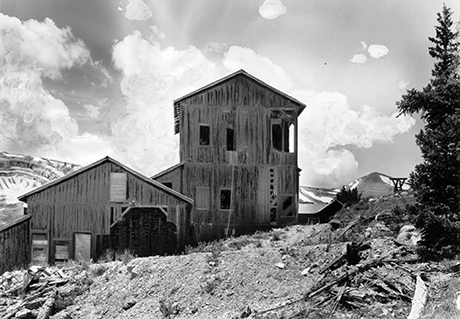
left=2, top=191, right=460, bottom=318
left=0, top=152, right=80, bottom=226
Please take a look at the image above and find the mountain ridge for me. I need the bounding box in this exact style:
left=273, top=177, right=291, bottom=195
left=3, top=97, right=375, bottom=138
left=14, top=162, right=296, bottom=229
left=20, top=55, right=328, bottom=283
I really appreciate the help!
left=0, top=151, right=81, bottom=225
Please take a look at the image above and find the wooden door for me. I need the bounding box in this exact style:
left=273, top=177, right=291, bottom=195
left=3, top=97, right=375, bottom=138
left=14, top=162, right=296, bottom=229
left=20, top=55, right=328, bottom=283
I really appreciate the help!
left=74, top=233, right=91, bottom=261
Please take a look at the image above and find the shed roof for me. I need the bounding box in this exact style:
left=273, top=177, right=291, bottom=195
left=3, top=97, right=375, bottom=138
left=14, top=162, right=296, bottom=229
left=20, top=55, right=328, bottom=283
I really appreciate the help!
left=173, top=69, right=307, bottom=134
left=0, top=215, right=31, bottom=233
left=18, top=156, right=193, bottom=205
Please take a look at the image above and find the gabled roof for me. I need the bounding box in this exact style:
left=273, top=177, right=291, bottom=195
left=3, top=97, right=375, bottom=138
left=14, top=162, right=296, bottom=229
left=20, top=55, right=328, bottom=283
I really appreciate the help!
left=173, top=69, right=307, bottom=133
left=151, top=162, right=184, bottom=180
left=18, top=156, right=193, bottom=205
left=175, top=69, right=306, bottom=108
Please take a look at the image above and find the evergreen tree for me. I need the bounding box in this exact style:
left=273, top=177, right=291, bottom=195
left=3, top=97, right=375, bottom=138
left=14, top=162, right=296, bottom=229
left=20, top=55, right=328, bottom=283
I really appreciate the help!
left=397, top=5, right=460, bottom=259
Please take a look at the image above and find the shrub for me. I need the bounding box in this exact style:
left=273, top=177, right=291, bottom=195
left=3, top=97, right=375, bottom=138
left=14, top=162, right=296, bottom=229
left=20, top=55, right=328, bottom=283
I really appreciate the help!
left=336, top=186, right=362, bottom=207
left=415, top=204, right=460, bottom=260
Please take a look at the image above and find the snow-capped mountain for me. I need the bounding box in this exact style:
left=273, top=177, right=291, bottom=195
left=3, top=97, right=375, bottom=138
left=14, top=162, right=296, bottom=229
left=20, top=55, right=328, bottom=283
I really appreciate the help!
left=0, top=152, right=81, bottom=226
left=299, top=172, right=409, bottom=214
left=346, top=172, right=408, bottom=198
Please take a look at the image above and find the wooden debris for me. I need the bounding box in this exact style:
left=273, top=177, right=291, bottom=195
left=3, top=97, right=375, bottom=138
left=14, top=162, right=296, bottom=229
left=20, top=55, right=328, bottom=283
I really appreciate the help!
left=407, top=275, right=428, bottom=319
left=1, top=266, right=71, bottom=319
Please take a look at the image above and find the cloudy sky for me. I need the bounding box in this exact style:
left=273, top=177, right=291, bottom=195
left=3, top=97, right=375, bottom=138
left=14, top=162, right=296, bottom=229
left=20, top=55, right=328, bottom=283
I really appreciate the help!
left=0, top=0, right=458, bottom=187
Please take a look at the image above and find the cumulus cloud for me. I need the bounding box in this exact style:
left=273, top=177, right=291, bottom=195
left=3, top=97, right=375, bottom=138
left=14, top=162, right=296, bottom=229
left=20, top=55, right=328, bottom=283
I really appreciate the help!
left=350, top=54, right=367, bottom=64
left=368, top=44, right=389, bottom=59
left=105, top=30, right=218, bottom=175
left=292, top=90, right=415, bottom=186
left=360, top=41, right=367, bottom=50
left=125, top=0, right=152, bottom=21
left=207, top=42, right=229, bottom=53
left=259, top=0, right=287, bottom=20
left=0, top=13, right=95, bottom=160
left=0, top=13, right=90, bottom=80
left=223, top=46, right=292, bottom=91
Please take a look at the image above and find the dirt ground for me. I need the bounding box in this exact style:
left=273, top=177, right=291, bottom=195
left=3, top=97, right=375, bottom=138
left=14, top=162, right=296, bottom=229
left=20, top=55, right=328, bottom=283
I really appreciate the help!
left=2, top=192, right=460, bottom=318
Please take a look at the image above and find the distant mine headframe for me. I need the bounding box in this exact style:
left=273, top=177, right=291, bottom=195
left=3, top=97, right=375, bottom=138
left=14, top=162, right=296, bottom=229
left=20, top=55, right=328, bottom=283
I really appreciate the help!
left=389, top=177, right=407, bottom=192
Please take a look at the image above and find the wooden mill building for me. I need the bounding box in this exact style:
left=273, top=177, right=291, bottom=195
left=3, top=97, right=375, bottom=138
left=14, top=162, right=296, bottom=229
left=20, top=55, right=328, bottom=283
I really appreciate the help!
left=153, top=70, right=306, bottom=240
left=18, top=157, right=193, bottom=264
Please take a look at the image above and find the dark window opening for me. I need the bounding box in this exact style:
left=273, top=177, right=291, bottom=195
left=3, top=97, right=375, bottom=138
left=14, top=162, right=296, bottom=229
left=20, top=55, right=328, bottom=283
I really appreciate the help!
left=227, top=128, right=235, bottom=151
left=272, top=123, right=282, bottom=151
left=110, top=207, right=114, bottom=225
left=162, top=182, right=172, bottom=188
left=220, top=189, right=232, bottom=210
left=270, top=207, right=277, bottom=223
left=200, top=125, right=210, bottom=146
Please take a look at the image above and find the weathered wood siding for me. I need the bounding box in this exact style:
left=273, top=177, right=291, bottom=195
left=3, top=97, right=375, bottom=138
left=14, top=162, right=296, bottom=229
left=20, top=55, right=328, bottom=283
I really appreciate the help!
left=153, top=165, right=183, bottom=193
left=110, top=208, right=177, bottom=256
left=177, top=75, right=298, bottom=166
left=178, top=163, right=297, bottom=241
left=23, top=161, right=191, bottom=262
left=167, top=72, right=303, bottom=241
left=0, top=215, right=31, bottom=274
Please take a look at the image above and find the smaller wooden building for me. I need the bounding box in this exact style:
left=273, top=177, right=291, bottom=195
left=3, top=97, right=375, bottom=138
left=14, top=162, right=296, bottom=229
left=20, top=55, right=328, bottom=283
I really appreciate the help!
left=18, top=157, right=193, bottom=265
left=0, top=215, right=31, bottom=274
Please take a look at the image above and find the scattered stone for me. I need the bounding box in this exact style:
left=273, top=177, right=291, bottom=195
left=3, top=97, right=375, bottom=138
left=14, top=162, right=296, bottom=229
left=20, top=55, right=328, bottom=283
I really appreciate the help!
left=275, top=262, right=285, bottom=269
left=123, top=297, right=137, bottom=310
left=14, top=308, right=35, bottom=319
left=240, top=306, right=252, bottom=318
left=301, top=268, right=310, bottom=276
left=329, top=219, right=342, bottom=230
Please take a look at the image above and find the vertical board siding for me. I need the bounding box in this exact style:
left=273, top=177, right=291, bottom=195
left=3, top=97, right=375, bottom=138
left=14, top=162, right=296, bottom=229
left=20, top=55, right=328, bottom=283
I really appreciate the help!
left=23, top=160, right=192, bottom=262
left=0, top=216, right=31, bottom=274
left=178, top=75, right=300, bottom=167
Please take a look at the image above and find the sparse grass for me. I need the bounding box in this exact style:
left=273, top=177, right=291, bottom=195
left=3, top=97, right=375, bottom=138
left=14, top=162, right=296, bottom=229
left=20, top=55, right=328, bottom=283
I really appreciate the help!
left=270, top=229, right=286, bottom=241
left=206, top=246, right=222, bottom=267
left=90, top=264, right=107, bottom=277
left=200, top=275, right=221, bottom=295
left=226, top=236, right=263, bottom=250
left=184, top=240, right=224, bottom=254
left=159, top=298, right=180, bottom=318
left=98, top=249, right=136, bottom=265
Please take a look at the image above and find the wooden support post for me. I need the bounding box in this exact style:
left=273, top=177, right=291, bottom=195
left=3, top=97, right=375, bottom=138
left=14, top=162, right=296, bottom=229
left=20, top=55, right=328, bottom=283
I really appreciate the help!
left=389, top=178, right=407, bottom=192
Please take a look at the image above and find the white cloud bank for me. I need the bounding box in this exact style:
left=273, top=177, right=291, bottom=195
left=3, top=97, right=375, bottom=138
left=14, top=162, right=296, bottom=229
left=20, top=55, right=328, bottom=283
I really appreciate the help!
left=350, top=54, right=367, bottom=64
left=105, top=30, right=218, bottom=175
left=125, top=0, right=152, bottom=21
left=259, top=0, right=287, bottom=20
left=368, top=44, right=389, bottom=59
left=0, top=13, right=112, bottom=164
left=292, top=90, right=415, bottom=186
left=0, top=13, right=87, bottom=160
left=223, top=46, right=292, bottom=91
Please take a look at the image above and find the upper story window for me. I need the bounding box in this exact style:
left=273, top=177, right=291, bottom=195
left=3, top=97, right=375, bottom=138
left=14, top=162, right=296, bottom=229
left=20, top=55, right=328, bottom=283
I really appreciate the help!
left=271, top=119, right=291, bottom=153
left=226, top=127, right=235, bottom=151
left=110, top=172, right=127, bottom=202
left=199, top=124, right=210, bottom=146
